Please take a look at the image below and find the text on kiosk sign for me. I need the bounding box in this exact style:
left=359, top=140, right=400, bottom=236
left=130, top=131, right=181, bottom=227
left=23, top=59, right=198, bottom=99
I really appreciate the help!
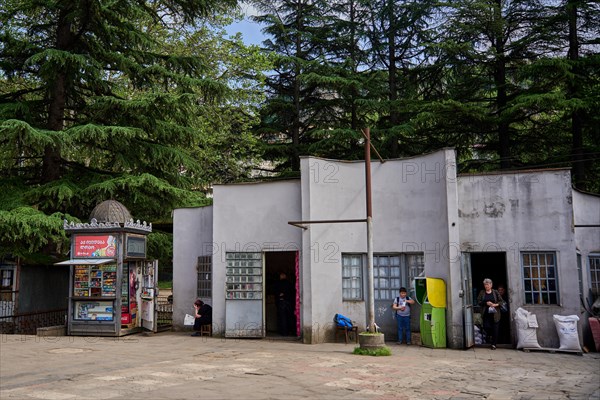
left=74, top=235, right=117, bottom=258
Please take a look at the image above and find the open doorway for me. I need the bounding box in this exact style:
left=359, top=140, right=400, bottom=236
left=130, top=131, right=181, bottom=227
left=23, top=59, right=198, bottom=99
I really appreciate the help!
left=265, top=251, right=298, bottom=338
left=470, top=252, right=511, bottom=345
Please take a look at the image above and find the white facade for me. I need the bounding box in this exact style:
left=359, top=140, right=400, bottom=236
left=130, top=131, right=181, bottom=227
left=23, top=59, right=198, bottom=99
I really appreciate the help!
left=173, top=149, right=600, bottom=349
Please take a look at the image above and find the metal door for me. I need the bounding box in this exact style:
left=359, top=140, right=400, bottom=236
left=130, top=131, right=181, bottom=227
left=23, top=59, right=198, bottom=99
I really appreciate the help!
left=140, top=260, right=158, bottom=332
left=461, top=253, right=474, bottom=348
left=225, top=252, right=263, bottom=337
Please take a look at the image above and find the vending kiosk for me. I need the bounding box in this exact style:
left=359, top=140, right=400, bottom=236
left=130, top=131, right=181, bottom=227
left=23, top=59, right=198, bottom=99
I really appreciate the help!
left=415, top=277, right=447, bottom=348
left=56, top=218, right=157, bottom=336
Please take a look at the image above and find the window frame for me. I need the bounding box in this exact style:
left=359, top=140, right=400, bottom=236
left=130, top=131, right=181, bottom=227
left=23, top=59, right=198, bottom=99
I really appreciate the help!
left=589, top=254, right=600, bottom=299
left=373, top=253, right=424, bottom=300
left=196, top=255, right=212, bottom=299
left=342, top=254, right=363, bottom=301
left=521, top=251, right=559, bottom=305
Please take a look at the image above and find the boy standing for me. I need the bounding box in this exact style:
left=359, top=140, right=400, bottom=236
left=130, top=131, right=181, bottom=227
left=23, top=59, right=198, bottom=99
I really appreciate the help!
left=393, top=287, right=415, bottom=345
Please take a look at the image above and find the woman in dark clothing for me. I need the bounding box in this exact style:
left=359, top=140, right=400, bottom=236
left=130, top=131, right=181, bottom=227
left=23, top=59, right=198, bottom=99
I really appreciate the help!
left=477, top=278, right=505, bottom=350
left=191, top=299, right=212, bottom=337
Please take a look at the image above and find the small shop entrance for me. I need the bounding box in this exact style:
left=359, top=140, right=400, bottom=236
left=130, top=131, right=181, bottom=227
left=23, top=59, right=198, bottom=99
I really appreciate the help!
left=265, top=251, right=298, bottom=338
left=470, top=252, right=511, bottom=345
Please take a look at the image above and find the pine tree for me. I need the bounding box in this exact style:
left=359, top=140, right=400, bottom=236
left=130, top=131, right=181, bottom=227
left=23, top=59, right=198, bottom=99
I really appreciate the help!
left=0, top=0, right=268, bottom=261
left=251, top=0, right=332, bottom=172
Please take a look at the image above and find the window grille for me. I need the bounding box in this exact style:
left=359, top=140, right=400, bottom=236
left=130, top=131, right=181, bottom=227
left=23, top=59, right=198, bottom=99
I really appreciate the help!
left=197, top=256, right=212, bottom=298
left=522, top=252, right=558, bottom=305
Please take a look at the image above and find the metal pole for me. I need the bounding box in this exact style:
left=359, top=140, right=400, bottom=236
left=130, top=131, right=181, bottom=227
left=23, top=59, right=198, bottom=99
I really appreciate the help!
left=364, top=128, right=375, bottom=333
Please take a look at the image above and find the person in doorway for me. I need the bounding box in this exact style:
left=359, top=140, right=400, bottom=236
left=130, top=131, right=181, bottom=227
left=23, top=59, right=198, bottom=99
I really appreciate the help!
left=477, top=278, right=505, bottom=349
left=191, top=299, right=212, bottom=337
left=497, top=284, right=510, bottom=343
left=392, top=287, right=415, bottom=345
left=274, top=272, right=293, bottom=336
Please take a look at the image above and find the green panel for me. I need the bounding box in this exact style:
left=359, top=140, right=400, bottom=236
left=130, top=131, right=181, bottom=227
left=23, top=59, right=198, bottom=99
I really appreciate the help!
left=420, top=303, right=446, bottom=348
left=415, top=277, right=427, bottom=305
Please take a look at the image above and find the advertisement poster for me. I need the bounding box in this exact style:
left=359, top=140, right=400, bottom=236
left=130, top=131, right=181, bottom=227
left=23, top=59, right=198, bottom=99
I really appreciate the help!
left=74, top=235, right=117, bottom=258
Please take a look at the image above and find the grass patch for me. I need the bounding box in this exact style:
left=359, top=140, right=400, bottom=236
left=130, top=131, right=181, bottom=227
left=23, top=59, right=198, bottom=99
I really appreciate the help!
left=352, top=346, right=392, bottom=356
left=157, top=281, right=172, bottom=290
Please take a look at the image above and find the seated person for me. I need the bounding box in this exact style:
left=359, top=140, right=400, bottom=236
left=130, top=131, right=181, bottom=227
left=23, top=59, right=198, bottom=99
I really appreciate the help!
left=191, top=299, right=212, bottom=337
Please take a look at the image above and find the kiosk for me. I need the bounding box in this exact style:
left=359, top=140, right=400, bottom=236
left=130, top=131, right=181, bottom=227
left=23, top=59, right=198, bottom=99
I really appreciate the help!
left=56, top=201, right=157, bottom=336
left=415, top=277, right=447, bottom=348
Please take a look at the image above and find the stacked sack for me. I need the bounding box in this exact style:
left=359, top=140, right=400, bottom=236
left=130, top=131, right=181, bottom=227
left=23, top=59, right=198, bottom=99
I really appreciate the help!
left=553, top=314, right=581, bottom=351
left=515, top=307, right=541, bottom=349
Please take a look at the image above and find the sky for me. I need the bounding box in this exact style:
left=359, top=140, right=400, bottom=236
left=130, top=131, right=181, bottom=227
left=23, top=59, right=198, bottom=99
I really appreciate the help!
left=224, top=3, right=266, bottom=46
left=226, top=18, right=266, bottom=46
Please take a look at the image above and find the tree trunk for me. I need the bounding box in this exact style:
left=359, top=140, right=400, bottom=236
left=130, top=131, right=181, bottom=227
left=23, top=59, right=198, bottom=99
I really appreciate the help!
left=493, top=0, right=510, bottom=169
left=387, top=0, right=399, bottom=157
left=42, top=8, right=73, bottom=183
left=291, top=1, right=303, bottom=172
left=567, top=0, right=585, bottom=189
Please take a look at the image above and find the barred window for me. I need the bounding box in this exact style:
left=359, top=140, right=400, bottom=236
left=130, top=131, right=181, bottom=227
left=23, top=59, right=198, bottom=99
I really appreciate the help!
left=342, top=254, right=363, bottom=300
left=374, top=255, right=400, bottom=300
left=590, top=255, right=600, bottom=297
left=522, top=252, right=558, bottom=305
left=197, top=256, right=212, bottom=298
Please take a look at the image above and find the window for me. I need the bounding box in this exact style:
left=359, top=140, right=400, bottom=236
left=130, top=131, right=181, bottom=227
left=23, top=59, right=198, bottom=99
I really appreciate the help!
left=374, top=255, right=400, bottom=300
left=590, top=255, right=600, bottom=298
left=522, top=252, right=558, bottom=305
left=1, top=268, right=14, bottom=302
left=197, top=256, right=212, bottom=298
left=225, top=252, right=262, bottom=300
left=1, top=269, right=14, bottom=290
left=406, top=254, right=425, bottom=293
left=374, top=254, right=424, bottom=300
left=342, top=254, right=363, bottom=300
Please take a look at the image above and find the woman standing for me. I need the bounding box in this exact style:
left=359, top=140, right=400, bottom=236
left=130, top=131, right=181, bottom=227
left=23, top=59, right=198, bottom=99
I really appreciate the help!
left=477, top=278, right=505, bottom=349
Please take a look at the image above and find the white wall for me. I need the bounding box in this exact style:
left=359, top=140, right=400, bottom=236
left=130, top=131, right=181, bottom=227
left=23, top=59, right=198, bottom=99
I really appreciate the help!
left=172, top=206, right=213, bottom=330
left=300, top=149, right=461, bottom=345
left=458, top=169, right=577, bottom=347
left=572, top=189, right=600, bottom=349
left=212, top=180, right=302, bottom=335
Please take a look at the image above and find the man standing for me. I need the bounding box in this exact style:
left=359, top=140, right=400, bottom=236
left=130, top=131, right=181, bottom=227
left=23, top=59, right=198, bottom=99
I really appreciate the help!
left=393, top=287, right=415, bottom=345
left=274, top=272, right=293, bottom=336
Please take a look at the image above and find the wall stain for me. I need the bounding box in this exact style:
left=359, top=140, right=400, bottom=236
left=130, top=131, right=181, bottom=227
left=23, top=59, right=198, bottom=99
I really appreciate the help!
left=484, top=201, right=505, bottom=217
left=458, top=209, right=479, bottom=218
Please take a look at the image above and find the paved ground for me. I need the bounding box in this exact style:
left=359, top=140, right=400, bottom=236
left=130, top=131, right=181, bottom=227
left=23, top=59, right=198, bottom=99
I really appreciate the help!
left=1, top=332, right=599, bottom=399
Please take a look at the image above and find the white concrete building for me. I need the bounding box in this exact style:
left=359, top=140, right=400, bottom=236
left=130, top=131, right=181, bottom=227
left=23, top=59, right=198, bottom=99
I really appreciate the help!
left=173, top=149, right=600, bottom=349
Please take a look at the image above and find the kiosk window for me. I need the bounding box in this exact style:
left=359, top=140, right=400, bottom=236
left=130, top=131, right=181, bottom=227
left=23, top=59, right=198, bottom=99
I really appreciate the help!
left=74, top=301, right=114, bottom=321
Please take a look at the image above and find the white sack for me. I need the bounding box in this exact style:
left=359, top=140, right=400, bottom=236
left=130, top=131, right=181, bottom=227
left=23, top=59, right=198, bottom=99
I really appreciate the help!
left=553, top=314, right=581, bottom=351
left=515, top=307, right=541, bottom=349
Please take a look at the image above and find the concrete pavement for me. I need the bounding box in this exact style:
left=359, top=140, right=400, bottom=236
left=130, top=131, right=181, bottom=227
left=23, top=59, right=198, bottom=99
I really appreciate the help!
left=1, top=332, right=599, bottom=399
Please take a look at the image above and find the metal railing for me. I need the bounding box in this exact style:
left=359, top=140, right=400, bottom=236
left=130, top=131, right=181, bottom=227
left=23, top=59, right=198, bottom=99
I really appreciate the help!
left=0, top=308, right=67, bottom=335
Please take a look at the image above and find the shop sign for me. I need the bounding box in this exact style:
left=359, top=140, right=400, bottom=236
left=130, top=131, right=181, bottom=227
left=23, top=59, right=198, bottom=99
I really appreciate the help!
left=74, top=235, right=117, bottom=258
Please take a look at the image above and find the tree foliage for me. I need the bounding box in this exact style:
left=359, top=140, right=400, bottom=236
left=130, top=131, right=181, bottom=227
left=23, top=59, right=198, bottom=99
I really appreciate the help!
left=250, top=0, right=599, bottom=192
left=0, top=0, right=270, bottom=262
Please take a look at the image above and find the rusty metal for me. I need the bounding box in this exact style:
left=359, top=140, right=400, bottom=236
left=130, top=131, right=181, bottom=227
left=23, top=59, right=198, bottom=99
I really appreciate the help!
left=359, top=128, right=385, bottom=163
left=288, top=219, right=367, bottom=230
